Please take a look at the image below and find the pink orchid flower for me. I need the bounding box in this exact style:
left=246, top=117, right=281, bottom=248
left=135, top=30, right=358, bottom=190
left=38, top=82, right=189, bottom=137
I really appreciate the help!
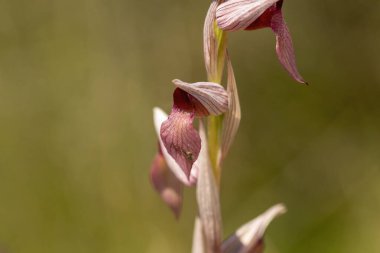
left=216, top=0, right=307, bottom=84
left=160, top=79, right=228, bottom=181
left=150, top=80, right=228, bottom=217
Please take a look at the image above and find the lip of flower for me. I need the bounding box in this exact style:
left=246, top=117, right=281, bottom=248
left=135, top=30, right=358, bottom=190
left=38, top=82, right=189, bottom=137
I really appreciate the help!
left=216, top=0, right=307, bottom=84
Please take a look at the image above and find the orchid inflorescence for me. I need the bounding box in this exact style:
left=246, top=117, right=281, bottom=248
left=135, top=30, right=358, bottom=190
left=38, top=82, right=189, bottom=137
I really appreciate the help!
left=150, top=0, right=306, bottom=252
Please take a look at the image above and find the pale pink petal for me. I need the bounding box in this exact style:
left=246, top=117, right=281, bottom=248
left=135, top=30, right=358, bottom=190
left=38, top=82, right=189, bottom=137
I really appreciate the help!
left=196, top=123, right=223, bottom=253
left=192, top=217, right=206, bottom=253
left=221, top=52, right=241, bottom=161
left=173, top=79, right=229, bottom=116
left=222, top=204, right=286, bottom=253
left=216, top=0, right=279, bottom=31
left=271, top=12, right=307, bottom=84
left=150, top=151, right=183, bottom=219
left=204, top=0, right=219, bottom=80
left=153, top=107, right=193, bottom=186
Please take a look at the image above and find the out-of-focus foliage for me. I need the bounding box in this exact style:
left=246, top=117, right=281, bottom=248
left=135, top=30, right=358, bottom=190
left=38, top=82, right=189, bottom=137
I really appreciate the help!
left=0, top=1, right=379, bottom=253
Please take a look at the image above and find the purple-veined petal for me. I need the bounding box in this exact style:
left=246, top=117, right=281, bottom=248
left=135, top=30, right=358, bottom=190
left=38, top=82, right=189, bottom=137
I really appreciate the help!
left=196, top=122, right=223, bottom=253
left=271, top=12, right=307, bottom=84
left=216, top=0, right=279, bottom=31
left=150, top=150, right=183, bottom=219
left=153, top=107, right=194, bottom=186
left=222, top=204, right=286, bottom=253
left=160, top=108, right=200, bottom=179
left=173, top=79, right=229, bottom=116
left=192, top=217, right=206, bottom=253
left=221, top=52, right=241, bottom=161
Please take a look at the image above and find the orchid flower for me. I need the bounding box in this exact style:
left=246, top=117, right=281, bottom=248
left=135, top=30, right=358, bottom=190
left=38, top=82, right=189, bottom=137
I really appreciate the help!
left=216, top=0, right=307, bottom=84
left=150, top=79, right=228, bottom=217
left=148, top=0, right=307, bottom=249
left=160, top=79, right=228, bottom=181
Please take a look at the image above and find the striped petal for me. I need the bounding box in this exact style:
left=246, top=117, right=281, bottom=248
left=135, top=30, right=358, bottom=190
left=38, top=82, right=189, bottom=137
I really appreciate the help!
left=216, top=0, right=279, bottom=31
left=271, top=12, right=307, bottom=84
left=221, top=52, right=241, bottom=161
left=172, top=79, right=229, bottom=116
left=196, top=123, right=223, bottom=253
left=150, top=149, right=183, bottom=219
left=222, top=204, right=286, bottom=253
left=160, top=89, right=202, bottom=181
left=153, top=107, right=194, bottom=186
left=204, top=0, right=218, bottom=80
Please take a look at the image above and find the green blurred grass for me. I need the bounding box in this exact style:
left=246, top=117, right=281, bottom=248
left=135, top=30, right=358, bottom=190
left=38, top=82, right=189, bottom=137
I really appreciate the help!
left=0, top=0, right=379, bottom=252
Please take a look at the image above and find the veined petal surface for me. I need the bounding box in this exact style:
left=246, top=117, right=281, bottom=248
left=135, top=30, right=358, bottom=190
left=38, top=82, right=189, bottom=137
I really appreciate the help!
left=173, top=79, right=229, bottom=116
left=160, top=99, right=201, bottom=180
left=204, top=0, right=219, bottom=80
left=153, top=107, right=194, bottom=186
left=271, top=12, right=307, bottom=84
left=196, top=123, right=223, bottom=253
left=216, top=0, right=279, bottom=31
left=221, top=52, right=241, bottom=160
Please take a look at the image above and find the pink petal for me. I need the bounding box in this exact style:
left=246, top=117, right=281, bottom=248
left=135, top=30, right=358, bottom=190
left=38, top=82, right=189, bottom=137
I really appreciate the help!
left=204, top=0, right=219, bottom=80
left=153, top=107, right=194, bottom=186
left=216, top=0, right=279, bottom=31
left=196, top=123, right=223, bottom=253
left=221, top=52, right=241, bottom=161
left=271, top=12, right=307, bottom=84
left=150, top=151, right=183, bottom=219
left=160, top=89, right=201, bottom=179
left=172, top=79, right=229, bottom=116
left=191, top=217, right=206, bottom=253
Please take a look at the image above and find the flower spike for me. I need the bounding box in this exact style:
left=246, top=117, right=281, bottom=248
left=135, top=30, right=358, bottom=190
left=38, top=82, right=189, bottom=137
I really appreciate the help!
left=216, top=0, right=307, bottom=84
left=160, top=81, right=228, bottom=181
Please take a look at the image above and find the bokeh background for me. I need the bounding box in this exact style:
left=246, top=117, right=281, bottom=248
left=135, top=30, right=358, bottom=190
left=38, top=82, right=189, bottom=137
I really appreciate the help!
left=0, top=0, right=379, bottom=252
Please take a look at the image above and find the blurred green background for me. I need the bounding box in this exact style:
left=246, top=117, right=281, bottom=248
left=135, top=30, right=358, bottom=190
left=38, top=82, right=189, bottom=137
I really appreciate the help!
left=0, top=0, right=379, bottom=252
